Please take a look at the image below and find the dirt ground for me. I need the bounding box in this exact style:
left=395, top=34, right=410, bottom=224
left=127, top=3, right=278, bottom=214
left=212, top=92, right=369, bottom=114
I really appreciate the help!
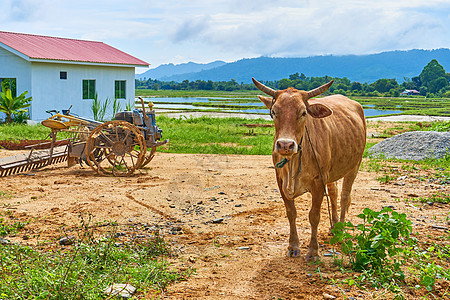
left=0, top=121, right=449, bottom=299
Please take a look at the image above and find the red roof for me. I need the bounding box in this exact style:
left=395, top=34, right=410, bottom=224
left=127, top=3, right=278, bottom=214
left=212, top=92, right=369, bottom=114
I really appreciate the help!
left=0, top=31, right=149, bottom=66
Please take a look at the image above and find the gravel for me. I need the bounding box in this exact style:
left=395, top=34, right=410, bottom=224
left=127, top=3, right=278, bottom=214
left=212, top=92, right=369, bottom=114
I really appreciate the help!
left=368, top=131, right=450, bottom=160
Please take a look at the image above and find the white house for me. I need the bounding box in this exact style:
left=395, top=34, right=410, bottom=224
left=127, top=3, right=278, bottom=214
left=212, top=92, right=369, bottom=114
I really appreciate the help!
left=0, top=31, right=149, bottom=121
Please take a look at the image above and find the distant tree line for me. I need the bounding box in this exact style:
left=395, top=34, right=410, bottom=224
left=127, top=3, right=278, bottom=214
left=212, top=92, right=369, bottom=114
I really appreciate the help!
left=135, top=78, right=256, bottom=91
left=135, top=59, right=450, bottom=98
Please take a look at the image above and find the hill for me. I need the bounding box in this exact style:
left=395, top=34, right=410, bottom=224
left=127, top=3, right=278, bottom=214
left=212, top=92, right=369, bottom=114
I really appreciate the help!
left=138, top=49, right=450, bottom=84
left=136, top=61, right=226, bottom=80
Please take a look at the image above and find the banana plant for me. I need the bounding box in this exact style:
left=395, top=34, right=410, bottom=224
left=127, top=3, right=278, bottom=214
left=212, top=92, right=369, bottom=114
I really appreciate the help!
left=0, top=89, right=32, bottom=123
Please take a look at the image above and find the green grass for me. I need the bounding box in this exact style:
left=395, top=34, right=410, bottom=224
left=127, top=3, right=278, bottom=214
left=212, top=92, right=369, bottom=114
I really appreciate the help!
left=353, top=96, right=450, bottom=117
left=0, top=123, right=54, bottom=141
left=0, top=215, right=27, bottom=237
left=156, top=116, right=274, bottom=155
left=0, top=220, right=190, bottom=299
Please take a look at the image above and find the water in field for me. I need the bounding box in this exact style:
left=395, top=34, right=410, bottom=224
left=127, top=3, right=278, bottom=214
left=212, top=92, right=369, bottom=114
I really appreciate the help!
left=140, top=97, right=402, bottom=117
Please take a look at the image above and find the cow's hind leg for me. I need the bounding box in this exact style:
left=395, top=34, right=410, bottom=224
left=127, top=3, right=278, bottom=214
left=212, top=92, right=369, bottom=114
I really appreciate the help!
left=340, top=163, right=361, bottom=222
left=327, top=181, right=339, bottom=227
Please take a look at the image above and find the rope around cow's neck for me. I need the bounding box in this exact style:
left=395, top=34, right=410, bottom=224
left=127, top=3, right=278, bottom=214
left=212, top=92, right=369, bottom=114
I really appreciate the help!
left=305, top=126, right=333, bottom=229
left=275, top=126, right=333, bottom=229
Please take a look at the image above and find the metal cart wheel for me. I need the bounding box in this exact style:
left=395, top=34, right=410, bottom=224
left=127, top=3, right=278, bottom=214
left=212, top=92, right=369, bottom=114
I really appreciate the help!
left=140, top=147, right=157, bottom=168
left=85, top=120, right=146, bottom=176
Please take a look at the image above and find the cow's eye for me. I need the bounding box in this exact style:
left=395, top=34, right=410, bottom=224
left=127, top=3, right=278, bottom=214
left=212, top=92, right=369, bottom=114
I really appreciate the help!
left=301, top=111, right=307, bottom=117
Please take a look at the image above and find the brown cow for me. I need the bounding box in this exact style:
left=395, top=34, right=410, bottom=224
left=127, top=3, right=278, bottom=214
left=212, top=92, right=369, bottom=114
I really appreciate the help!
left=253, top=78, right=366, bottom=261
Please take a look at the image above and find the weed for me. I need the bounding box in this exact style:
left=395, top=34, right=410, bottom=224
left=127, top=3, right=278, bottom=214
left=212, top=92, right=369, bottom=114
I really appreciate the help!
left=0, top=217, right=27, bottom=237
left=330, top=208, right=414, bottom=293
left=112, top=97, right=122, bottom=116
left=330, top=207, right=450, bottom=296
left=376, top=174, right=397, bottom=183
left=0, top=191, right=12, bottom=199
left=416, top=192, right=450, bottom=204
left=0, top=218, right=190, bottom=299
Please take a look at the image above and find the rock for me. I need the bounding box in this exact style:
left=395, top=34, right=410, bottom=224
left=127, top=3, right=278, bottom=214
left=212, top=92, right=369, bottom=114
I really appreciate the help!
left=397, top=175, right=407, bottom=181
left=324, top=249, right=341, bottom=257
left=212, top=218, right=224, bottom=224
left=238, top=246, right=251, bottom=250
left=235, top=204, right=242, bottom=207
left=59, top=235, right=75, bottom=246
left=171, top=226, right=182, bottom=232
left=368, top=131, right=450, bottom=160
left=0, top=238, right=10, bottom=245
left=103, top=283, right=136, bottom=298
left=323, top=293, right=336, bottom=299
left=431, top=225, right=448, bottom=231
left=218, top=192, right=226, bottom=195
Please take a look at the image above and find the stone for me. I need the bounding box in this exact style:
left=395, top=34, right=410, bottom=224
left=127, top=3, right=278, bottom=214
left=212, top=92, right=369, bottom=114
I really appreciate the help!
left=59, top=235, right=75, bottom=246
left=323, top=293, right=336, bottom=299
left=103, top=283, right=136, bottom=298
left=0, top=238, right=10, bottom=245
left=212, top=218, right=224, bottom=224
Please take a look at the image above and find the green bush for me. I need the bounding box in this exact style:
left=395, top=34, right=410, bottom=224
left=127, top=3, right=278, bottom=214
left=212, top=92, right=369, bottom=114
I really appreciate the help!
left=330, top=207, right=413, bottom=289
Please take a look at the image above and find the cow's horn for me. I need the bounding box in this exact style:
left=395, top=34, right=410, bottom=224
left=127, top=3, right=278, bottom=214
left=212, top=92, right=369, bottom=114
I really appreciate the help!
left=252, top=77, right=277, bottom=97
left=307, top=80, right=334, bottom=99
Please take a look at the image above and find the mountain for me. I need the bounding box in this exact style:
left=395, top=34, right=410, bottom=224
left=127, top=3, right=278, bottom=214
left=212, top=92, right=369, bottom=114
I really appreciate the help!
left=136, top=60, right=226, bottom=80
left=140, top=49, right=450, bottom=84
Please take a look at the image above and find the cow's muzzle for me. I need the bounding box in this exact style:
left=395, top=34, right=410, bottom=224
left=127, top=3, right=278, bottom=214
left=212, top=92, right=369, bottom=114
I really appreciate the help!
left=275, top=139, right=298, bottom=155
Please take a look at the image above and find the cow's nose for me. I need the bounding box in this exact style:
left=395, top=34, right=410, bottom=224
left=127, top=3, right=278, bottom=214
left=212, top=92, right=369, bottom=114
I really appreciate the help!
left=276, top=139, right=296, bottom=154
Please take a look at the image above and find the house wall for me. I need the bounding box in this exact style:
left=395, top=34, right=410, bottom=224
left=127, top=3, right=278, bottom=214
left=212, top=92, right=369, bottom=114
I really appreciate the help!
left=0, top=47, right=32, bottom=120
left=30, top=62, right=136, bottom=121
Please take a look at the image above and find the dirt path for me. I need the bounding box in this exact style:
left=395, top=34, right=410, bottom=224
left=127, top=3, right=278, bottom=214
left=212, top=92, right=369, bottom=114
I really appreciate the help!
left=1, top=147, right=449, bottom=299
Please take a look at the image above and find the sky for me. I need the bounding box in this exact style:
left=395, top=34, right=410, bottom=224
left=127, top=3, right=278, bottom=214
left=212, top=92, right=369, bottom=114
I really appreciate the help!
left=1, top=0, right=450, bottom=74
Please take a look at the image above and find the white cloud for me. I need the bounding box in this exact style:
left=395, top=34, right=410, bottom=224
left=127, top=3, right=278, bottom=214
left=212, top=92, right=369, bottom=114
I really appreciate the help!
left=1, top=0, right=449, bottom=66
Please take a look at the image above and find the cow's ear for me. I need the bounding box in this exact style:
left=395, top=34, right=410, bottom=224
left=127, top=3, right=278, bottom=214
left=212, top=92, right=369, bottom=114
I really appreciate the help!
left=258, top=95, right=273, bottom=109
left=307, top=103, right=333, bottom=118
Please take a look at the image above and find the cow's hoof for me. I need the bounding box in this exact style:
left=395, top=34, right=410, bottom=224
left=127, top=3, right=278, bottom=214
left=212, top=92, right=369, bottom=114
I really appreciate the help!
left=287, top=248, right=301, bottom=258
left=305, top=250, right=319, bottom=262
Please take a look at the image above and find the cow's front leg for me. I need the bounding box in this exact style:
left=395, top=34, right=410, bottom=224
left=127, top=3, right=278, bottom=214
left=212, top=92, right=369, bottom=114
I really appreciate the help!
left=306, top=185, right=324, bottom=262
left=283, top=198, right=301, bottom=257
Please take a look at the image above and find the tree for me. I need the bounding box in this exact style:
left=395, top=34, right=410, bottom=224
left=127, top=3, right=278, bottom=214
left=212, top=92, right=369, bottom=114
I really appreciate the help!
left=351, top=82, right=362, bottom=91
left=419, top=59, right=446, bottom=85
left=428, top=77, right=447, bottom=94
left=0, top=89, right=32, bottom=123
left=371, top=78, right=398, bottom=93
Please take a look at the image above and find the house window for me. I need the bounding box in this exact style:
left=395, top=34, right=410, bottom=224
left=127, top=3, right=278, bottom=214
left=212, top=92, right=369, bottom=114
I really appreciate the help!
left=0, top=78, right=17, bottom=97
left=115, top=80, right=126, bottom=99
left=82, top=80, right=96, bottom=99
left=60, top=72, right=67, bottom=80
